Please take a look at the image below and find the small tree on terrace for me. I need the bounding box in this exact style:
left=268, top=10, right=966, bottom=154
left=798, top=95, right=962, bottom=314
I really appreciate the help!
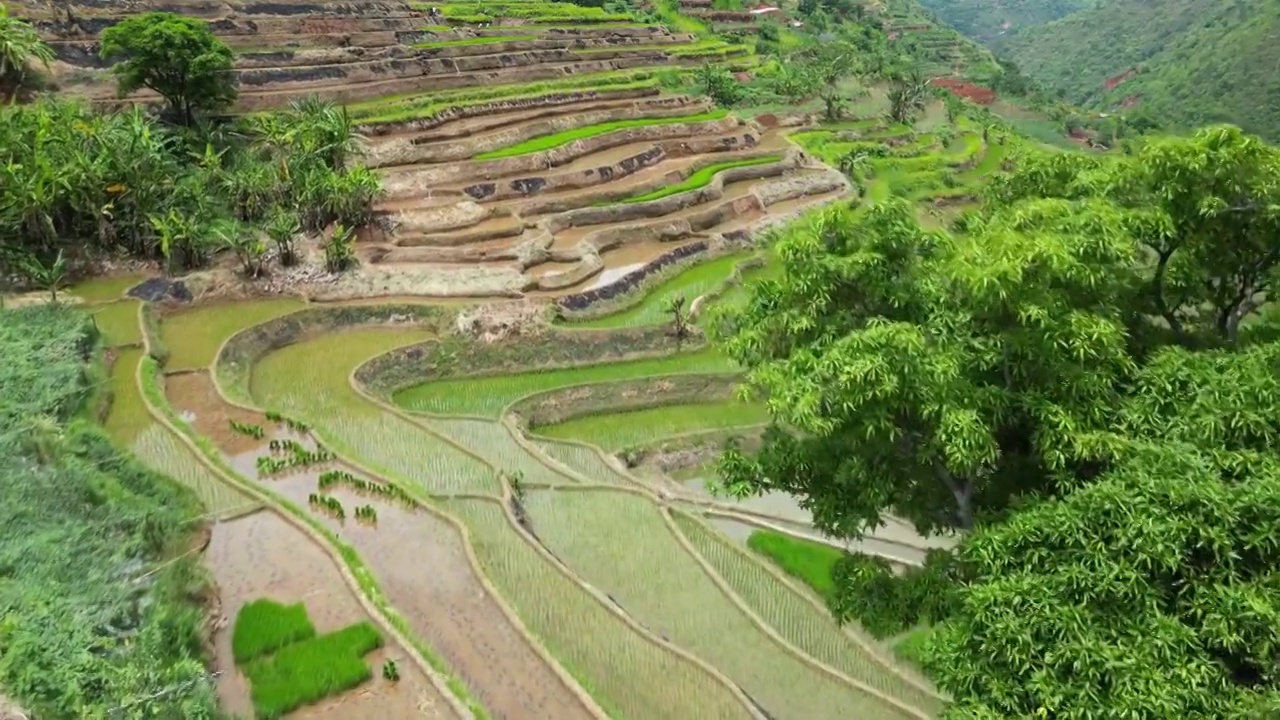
left=100, top=13, right=236, bottom=126
left=19, top=249, right=68, bottom=303
left=887, top=72, right=929, bottom=125
left=0, top=6, right=54, bottom=100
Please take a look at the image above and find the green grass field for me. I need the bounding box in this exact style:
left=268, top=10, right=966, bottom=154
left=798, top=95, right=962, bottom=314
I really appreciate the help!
left=562, top=252, right=753, bottom=329
left=618, top=156, right=782, bottom=204
left=747, top=529, right=842, bottom=602
left=394, top=348, right=736, bottom=417
left=233, top=599, right=318, bottom=664
left=243, top=620, right=383, bottom=719
left=474, top=110, right=728, bottom=159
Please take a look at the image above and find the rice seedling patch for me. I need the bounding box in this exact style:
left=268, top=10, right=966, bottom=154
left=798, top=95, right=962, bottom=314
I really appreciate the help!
left=522, top=490, right=911, bottom=720
left=564, top=253, right=751, bottom=329
left=242, top=619, right=384, bottom=719
left=676, top=516, right=943, bottom=715
left=250, top=328, right=499, bottom=495
left=233, top=599, right=318, bottom=664
left=419, top=416, right=574, bottom=486
left=441, top=497, right=753, bottom=720
left=162, top=297, right=306, bottom=371
left=616, top=156, right=782, bottom=204
left=104, top=347, right=150, bottom=445
left=130, top=424, right=256, bottom=516
left=535, top=401, right=769, bottom=452
left=90, top=300, right=142, bottom=347
left=745, top=529, right=842, bottom=600
left=474, top=110, right=729, bottom=160
left=393, top=348, right=734, bottom=417
left=532, top=439, right=634, bottom=485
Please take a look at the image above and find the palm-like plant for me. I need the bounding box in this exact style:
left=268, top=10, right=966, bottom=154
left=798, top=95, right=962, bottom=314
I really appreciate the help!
left=324, top=222, right=356, bottom=273
left=888, top=73, right=929, bottom=125
left=19, top=249, right=68, bottom=302
left=0, top=7, right=54, bottom=99
left=213, top=220, right=266, bottom=278
left=265, top=209, right=301, bottom=266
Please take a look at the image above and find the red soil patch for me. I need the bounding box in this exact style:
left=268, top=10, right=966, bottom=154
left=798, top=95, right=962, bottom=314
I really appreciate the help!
left=734, top=72, right=753, bottom=83
left=929, top=78, right=997, bottom=105
left=1104, top=68, right=1136, bottom=91
left=1119, top=93, right=1142, bottom=109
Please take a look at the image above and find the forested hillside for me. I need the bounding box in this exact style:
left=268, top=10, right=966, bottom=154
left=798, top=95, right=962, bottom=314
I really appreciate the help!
left=915, top=0, right=1086, bottom=45
left=997, top=0, right=1280, bottom=140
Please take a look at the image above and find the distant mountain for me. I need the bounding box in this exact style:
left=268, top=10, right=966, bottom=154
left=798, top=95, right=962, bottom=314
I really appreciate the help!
left=968, top=0, right=1280, bottom=140
left=915, top=0, right=1089, bottom=45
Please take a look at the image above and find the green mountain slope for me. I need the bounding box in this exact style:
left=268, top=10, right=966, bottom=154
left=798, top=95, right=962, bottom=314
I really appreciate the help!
left=915, top=0, right=1088, bottom=45
left=999, top=0, right=1280, bottom=139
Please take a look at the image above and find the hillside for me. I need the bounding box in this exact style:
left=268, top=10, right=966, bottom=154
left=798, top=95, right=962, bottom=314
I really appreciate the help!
left=915, top=0, right=1087, bottom=45
left=997, top=0, right=1280, bottom=140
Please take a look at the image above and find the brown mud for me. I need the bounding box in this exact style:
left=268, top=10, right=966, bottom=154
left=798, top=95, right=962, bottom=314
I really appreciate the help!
left=206, top=509, right=453, bottom=720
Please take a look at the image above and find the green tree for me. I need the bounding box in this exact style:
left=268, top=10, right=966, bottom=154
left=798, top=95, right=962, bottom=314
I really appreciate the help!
left=928, top=441, right=1280, bottom=719
left=988, top=125, right=1280, bottom=347
left=715, top=199, right=1138, bottom=535
left=19, top=249, right=68, bottom=302
left=99, top=13, right=236, bottom=125
left=0, top=6, right=54, bottom=100
left=887, top=72, right=929, bottom=124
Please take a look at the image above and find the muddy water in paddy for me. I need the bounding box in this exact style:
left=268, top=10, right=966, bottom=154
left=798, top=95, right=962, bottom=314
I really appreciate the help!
left=206, top=510, right=454, bottom=719
left=263, top=469, right=597, bottom=720
left=166, top=372, right=595, bottom=720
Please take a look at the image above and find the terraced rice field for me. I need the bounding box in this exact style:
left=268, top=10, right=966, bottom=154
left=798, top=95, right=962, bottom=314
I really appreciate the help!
left=58, top=0, right=1021, bottom=715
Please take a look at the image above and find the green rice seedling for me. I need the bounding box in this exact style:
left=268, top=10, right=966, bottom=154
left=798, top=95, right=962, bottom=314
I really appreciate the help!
left=436, top=1, right=631, bottom=22
left=474, top=110, right=729, bottom=160
left=232, top=599, right=318, bottom=665
left=394, top=348, right=734, bottom=417
left=307, top=493, right=345, bottom=520
left=616, top=156, right=782, bottom=204
left=160, top=298, right=305, bottom=371
left=421, top=417, right=574, bottom=486
left=564, top=252, right=751, bottom=329
left=442, top=497, right=753, bottom=720
left=745, top=529, right=841, bottom=598
left=90, top=300, right=142, bottom=347
left=264, top=410, right=284, bottom=423
left=285, top=417, right=309, bottom=432
left=535, top=401, right=770, bottom=452
left=532, top=439, right=633, bottom=485
left=318, top=470, right=416, bottom=506
left=250, top=328, right=500, bottom=495
left=257, top=455, right=289, bottom=475
left=520, top=491, right=912, bottom=720
left=676, top=516, right=943, bottom=715
left=131, top=424, right=254, bottom=515
left=382, top=659, right=400, bottom=682
left=354, top=504, right=378, bottom=524
left=104, top=347, right=150, bottom=445
left=244, top=621, right=383, bottom=719
left=229, top=419, right=266, bottom=439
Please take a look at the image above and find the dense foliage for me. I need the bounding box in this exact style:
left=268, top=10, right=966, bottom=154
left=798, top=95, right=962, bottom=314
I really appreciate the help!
left=998, top=0, right=1280, bottom=141
left=0, top=5, right=53, bottom=100
left=0, top=306, right=223, bottom=718
left=0, top=96, right=380, bottom=280
left=100, top=13, right=237, bottom=125
left=717, top=124, right=1280, bottom=715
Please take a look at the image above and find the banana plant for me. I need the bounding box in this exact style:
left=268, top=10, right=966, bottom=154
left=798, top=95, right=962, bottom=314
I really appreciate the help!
left=19, top=248, right=67, bottom=302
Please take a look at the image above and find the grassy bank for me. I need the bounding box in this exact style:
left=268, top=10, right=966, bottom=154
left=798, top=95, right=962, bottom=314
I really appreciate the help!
left=0, top=305, right=221, bottom=718
left=474, top=109, right=729, bottom=159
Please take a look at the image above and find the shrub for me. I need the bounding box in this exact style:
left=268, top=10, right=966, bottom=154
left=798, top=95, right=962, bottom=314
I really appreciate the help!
left=244, top=622, right=383, bottom=719
left=232, top=599, right=317, bottom=664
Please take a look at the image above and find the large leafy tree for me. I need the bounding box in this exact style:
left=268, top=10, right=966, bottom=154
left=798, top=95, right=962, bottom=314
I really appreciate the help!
left=988, top=125, right=1280, bottom=347
left=99, top=13, right=236, bottom=125
left=927, top=439, right=1280, bottom=719
left=715, top=198, right=1137, bottom=535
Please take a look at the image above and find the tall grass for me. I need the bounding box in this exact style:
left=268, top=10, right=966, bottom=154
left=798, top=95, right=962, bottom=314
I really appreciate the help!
left=233, top=599, right=318, bottom=664
left=244, top=621, right=383, bottom=719
left=474, top=109, right=728, bottom=159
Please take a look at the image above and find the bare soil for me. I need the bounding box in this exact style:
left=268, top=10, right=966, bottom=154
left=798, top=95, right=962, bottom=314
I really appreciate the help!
left=205, top=510, right=454, bottom=719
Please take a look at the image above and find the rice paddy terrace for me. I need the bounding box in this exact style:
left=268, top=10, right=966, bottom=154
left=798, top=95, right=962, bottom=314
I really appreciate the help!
left=25, top=0, right=1022, bottom=715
